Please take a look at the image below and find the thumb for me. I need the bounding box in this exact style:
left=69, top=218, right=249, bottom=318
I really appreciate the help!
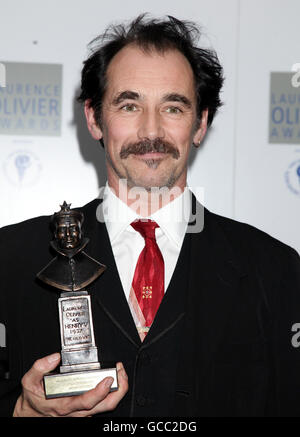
left=33, top=353, right=61, bottom=374
left=22, top=353, right=61, bottom=393
left=23, top=353, right=60, bottom=385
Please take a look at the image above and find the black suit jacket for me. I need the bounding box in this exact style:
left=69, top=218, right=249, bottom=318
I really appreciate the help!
left=0, top=198, right=300, bottom=416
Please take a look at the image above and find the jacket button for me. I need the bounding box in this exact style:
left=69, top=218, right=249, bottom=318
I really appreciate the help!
left=136, top=395, right=147, bottom=406
left=139, top=351, right=151, bottom=366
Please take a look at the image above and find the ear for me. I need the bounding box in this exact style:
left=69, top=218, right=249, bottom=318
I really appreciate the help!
left=193, top=108, right=208, bottom=147
left=84, top=100, right=103, bottom=140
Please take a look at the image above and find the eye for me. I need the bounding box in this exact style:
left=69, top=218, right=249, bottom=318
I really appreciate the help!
left=165, top=106, right=183, bottom=114
left=121, top=104, right=138, bottom=112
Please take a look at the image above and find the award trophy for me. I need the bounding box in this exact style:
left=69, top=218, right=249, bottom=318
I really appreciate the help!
left=37, top=201, right=118, bottom=399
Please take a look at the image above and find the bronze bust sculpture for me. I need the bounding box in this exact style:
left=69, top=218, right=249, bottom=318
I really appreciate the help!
left=37, top=201, right=106, bottom=291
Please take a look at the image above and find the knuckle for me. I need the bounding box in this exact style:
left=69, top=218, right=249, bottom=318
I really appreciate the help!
left=105, top=397, right=118, bottom=412
left=123, top=380, right=129, bottom=393
left=51, top=400, right=72, bottom=417
left=54, top=405, right=69, bottom=416
left=21, top=374, right=28, bottom=388
left=104, top=403, right=114, bottom=412
left=80, top=398, right=95, bottom=411
left=118, top=381, right=128, bottom=396
left=32, top=358, right=42, bottom=370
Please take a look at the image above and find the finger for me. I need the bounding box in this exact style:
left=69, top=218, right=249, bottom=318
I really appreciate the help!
left=99, top=362, right=129, bottom=412
left=66, top=362, right=128, bottom=416
left=81, top=362, right=129, bottom=415
left=22, top=353, right=61, bottom=396
left=64, top=375, right=116, bottom=414
left=115, top=361, right=129, bottom=389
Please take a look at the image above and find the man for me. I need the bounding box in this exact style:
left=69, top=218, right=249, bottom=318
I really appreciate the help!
left=1, top=14, right=300, bottom=417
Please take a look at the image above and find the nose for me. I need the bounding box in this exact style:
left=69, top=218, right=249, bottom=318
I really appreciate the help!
left=137, top=109, right=165, bottom=140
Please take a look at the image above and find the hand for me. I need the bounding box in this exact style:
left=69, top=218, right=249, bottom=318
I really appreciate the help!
left=13, top=353, right=128, bottom=417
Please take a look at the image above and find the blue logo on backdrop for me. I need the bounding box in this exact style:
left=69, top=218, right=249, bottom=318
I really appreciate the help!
left=3, top=150, right=42, bottom=187
left=285, top=159, right=300, bottom=197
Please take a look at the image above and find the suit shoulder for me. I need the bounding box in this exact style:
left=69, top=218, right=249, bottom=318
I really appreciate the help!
left=0, top=198, right=99, bottom=251
left=0, top=214, right=51, bottom=240
left=208, top=211, right=299, bottom=260
left=0, top=199, right=99, bottom=234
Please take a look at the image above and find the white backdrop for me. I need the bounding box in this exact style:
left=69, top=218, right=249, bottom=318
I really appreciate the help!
left=0, top=0, right=299, bottom=253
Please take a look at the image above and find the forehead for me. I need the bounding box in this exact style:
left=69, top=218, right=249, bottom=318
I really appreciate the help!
left=105, top=45, right=195, bottom=99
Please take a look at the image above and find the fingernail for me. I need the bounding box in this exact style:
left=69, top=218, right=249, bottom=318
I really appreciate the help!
left=47, top=353, right=60, bottom=363
left=116, top=362, right=123, bottom=371
left=105, top=377, right=114, bottom=388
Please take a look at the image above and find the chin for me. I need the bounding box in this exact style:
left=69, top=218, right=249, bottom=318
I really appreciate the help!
left=129, top=176, right=178, bottom=192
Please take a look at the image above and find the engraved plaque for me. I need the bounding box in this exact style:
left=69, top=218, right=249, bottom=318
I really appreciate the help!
left=57, top=291, right=100, bottom=374
left=60, top=297, right=92, bottom=347
left=44, top=368, right=118, bottom=399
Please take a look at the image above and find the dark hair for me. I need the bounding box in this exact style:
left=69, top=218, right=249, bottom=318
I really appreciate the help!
left=77, top=13, right=224, bottom=128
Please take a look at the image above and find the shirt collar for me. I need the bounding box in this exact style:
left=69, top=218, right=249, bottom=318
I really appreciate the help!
left=103, top=183, right=191, bottom=248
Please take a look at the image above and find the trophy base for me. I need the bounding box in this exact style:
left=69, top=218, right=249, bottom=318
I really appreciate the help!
left=43, top=367, right=118, bottom=399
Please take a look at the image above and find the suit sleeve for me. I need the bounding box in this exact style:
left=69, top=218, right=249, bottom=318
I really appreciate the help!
left=0, top=227, right=22, bottom=417
left=267, top=246, right=300, bottom=416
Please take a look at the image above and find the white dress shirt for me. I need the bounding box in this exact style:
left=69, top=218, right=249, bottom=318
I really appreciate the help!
left=102, top=184, right=191, bottom=301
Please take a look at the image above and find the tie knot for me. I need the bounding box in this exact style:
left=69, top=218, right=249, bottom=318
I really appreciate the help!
left=131, top=220, right=159, bottom=240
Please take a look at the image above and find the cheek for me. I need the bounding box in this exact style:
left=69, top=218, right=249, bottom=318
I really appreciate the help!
left=166, top=120, right=194, bottom=147
left=103, top=115, right=137, bottom=147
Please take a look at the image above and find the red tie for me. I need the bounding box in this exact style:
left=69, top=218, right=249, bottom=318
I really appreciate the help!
left=130, top=220, right=164, bottom=336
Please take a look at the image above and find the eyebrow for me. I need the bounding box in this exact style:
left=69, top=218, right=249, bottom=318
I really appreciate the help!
left=112, top=91, right=140, bottom=105
left=111, top=90, right=192, bottom=108
left=161, top=93, right=192, bottom=108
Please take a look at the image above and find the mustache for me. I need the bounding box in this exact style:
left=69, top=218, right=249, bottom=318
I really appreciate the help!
left=119, top=138, right=180, bottom=160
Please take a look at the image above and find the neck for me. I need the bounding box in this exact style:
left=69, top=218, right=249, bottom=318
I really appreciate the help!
left=108, top=178, right=186, bottom=217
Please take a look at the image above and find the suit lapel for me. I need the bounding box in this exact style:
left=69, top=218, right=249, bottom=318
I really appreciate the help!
left=175, top=205, right=248, bottom=405
left=81, top=199, right=141, bottom=347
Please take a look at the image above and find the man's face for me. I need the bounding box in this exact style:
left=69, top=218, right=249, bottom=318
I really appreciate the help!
left=56, top=218, right=82, bottom=249
left=85, top=45, right=207, bottom=192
